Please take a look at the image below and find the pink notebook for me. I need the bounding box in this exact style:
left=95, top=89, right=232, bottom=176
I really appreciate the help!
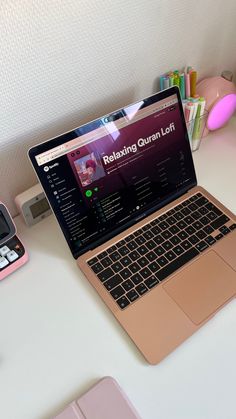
left=53, top=377, right=141, bottom=419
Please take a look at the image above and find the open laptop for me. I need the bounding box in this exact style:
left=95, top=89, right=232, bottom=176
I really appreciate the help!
left=29, top=86, right=236, bottom=364
left=53, top=377, right=141, bottom=419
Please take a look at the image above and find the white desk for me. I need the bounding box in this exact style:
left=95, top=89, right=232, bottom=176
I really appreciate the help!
left=0, top=119, right=236, bottom=419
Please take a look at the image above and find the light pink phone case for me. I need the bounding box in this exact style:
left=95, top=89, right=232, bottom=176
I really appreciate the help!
left=53, top=377, right=141, bottom=419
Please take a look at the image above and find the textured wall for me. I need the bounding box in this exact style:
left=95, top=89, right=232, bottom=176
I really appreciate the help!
left=1, top=0, right=236, bottom=216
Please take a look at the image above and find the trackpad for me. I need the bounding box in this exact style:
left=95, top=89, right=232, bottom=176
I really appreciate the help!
left=163, top=251, right=236, bottom=325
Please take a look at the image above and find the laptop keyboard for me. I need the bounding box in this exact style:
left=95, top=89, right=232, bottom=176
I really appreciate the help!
left=87, top=193, right=236, bottom=309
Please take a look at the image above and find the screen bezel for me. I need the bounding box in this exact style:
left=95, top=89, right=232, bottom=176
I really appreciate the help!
left=29, top=86, right=197, bottom=259
left=0, top=203, right=16, bottom=246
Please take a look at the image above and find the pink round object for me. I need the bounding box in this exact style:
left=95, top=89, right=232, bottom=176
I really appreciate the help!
left=197, top=76, right=236, bottom=131
left=207, top=94, right=236, bottom=130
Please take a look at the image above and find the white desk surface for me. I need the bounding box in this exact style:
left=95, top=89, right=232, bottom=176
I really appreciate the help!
left=0, top=118, right=236, bottom=419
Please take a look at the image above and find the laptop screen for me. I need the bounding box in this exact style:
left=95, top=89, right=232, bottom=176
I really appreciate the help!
left=29, top=87, right=197, bottom=258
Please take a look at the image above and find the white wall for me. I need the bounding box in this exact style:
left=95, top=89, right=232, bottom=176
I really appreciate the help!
left=1, top=0, right=236, bottom=216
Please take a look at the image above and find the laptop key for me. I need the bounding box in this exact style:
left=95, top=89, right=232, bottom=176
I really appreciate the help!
left=185, top=226, right=196, bottom=235
left=123, top=279, right=134, bottom=291
left=181, top=240, right=192, bottom=250
left=229, top=223, right=236, bottom=230
left=111, top=261, right=123, bottom=273
left=143, top=231, right=154, bottom=240
left=146, top=251, right=156, bottom=262
left=88, top=257, right=98, bottom=266
left=153, top=235, right=164, bottom=245
left=196, top=241, right=209, bottom=252
left=188, top=234, right=199, bottom=245
left=162, top=240, right=172, bottom=251
left=148, top=261, right=160, bottom=273
left=104, top=274, right=123, bottom=290
left=169, top=235, right=181, bottom=245
left=151, top=225, right=161, bottom=235
left=97, top=267, right=114, bottom=282
left=90, top=262, right=104, bottom=274
left=219, top=226, right=230, bottom=235
left=176, top=220, right=187, bottom=229
left=129, top=262, right=140, bottom=274
left=203, top=225, right=214, bottom=234
left=165, top=250, right=176, bottom=261
left=135, top=236, right=146, bottom=245
left=136, top=283, right=148, bottom=295
left=131, top=273, right=143, bottom=285
left=127, top=240, right=137, bottom=251
left=110, top=285, right=125, bottom=300
left=120, top=256, right=132, bottom=267
left=161, top=229, right=171, bottom=239
left=199, top=216, right=210, bottom=226
left=101, top=256, right=112, bottom=268
left=129, top=250, right=140, bottom=261
left=154, top=245, right=165, bottom=256
left=138, top=245, right=148, bottom=256
left=97, top=250, right=108, bottom=259
left=146, top=239, right=156, bottom=250
left=178, top=231, right=188, bottom=240
left=157, top=255, right=168, bottom=267
left=207, top=211, right=217, bottom=220
left=117, top=296, right=130, bottom=309
left=107, top=245, right=117, bottom=254
left=127, top=289, right=139, bottom=303
left=157, top=248, right=199, bottom=281
left=137, top=256, right=149, bottom=268
left=110, top=251, right=121, bottom=262
left=169, top=225, right=180, bottom=234
left=185, top=215, right=195, bottom=224
left=145, top=275, right=159, bottom=289
left=159, top=221, right=169, bottom=230
left=205, top=235, right=216, bottom=245
left=120, top=268, right=132, bottom=280
left=206, top=203, right=222, bottom=216
left=191, top=210, right=202, bottom=219
left=196, top=229, right=207, bottom=240
left=192, top=220, right=203, bottom=230
left=215, top=233, right=224, bottom=240
left=211, top=214, right=230, bottom=230
left=116, top=240, right=126, bottom=247
left=173, top=245, right=184, bottom=256
left=140, top=267, right=152, bottom=279
left=118, top=246, right=130, bottom=256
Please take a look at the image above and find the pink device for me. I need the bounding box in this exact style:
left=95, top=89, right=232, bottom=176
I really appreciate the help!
left=197, top=76, right=236, bottom=131
left=53, top=377, right=141, bottom=419
left=0, top=202, right=28, bottom=281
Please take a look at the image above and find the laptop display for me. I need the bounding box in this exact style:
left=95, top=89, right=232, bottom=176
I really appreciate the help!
left=29, top=87, right=196, bottom=258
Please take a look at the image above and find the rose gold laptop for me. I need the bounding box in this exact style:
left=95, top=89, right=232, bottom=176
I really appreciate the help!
left=29, top=86, right=236, bottom=364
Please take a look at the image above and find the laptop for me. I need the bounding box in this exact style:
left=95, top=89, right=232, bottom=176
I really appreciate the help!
left=52, top=377, right=141, bottom=419
left=29, top=86, right=236, bottom=364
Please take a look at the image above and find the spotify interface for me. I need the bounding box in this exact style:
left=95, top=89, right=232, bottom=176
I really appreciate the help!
left=32, top=92, right=196, bottom=257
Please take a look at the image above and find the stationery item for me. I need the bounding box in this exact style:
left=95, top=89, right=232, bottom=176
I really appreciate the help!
left=163, top=77, right=169, bottom=89
left=169, top=75, right=174, bottom=87
left=29, top=86, right=236, bottom=364
left=192, top=103, right=202, bottom=150
left=15, top=183, right=51, bottom=226
left=53, top=377, right=141, bottom=419
left=0, top=202, right=28, bottom=280
left=173, top=74, right=180, bottom=87
left=159, top=75, right=166, bottom=91
left=190, top=70, right=197, bottom=96
left=179, top=73, right=185, bottom=99
left=199, top=97, right=206, bottom=116
left=197, top=76, right=236, bottom=131
left=185, top=73, right=190, bottom=98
